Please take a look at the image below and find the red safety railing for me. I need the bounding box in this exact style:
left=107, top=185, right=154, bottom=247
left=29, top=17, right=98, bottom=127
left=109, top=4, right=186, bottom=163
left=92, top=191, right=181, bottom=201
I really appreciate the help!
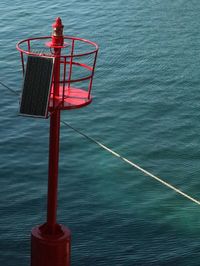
left=17, top=36, right=99, bottom=111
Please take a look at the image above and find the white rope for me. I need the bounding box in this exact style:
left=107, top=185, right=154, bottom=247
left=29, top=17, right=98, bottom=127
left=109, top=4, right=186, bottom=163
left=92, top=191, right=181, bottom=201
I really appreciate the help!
left=0, top=81, right=19, bottom=95
left=61, top=121, right=200, bottom=206
left=1, top=80, right=199, bottom=206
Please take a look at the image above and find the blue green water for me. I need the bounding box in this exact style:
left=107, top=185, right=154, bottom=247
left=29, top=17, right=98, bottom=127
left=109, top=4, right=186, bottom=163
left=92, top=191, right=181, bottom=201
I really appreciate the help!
left=1, top=0, right=200, bottom=265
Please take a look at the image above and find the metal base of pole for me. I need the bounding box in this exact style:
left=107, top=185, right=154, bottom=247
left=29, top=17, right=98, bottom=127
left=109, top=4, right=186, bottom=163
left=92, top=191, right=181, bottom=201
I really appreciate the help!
left=31, top=224, right=71, bottom=266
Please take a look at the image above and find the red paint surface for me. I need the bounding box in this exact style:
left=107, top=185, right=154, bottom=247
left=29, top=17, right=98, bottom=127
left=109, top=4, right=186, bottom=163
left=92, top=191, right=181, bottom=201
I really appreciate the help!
left=31, top=225, right=71, bottom=266
left=17, top=17, right=98, bottom=266
left=16, top=36, right=98, bottom=112
left=49, top=87, right=92, bottom=110
left=31, top=18, right=71, bottom=266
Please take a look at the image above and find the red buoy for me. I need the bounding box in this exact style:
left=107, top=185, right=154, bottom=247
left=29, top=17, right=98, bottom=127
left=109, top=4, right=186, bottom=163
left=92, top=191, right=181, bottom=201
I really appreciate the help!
left=16, top=17, right=98, bottom=266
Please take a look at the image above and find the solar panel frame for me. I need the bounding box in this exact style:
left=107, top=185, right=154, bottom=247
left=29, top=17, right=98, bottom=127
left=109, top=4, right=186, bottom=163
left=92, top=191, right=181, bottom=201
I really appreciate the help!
left=19, top=55, right=54, bottom=118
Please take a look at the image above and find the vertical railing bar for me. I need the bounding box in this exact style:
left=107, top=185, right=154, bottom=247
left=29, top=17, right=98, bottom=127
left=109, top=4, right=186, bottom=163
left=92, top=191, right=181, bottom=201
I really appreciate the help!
left=20, top=52, right=25, bottom=76
left=67, top=39, right=75, bottom=92
left=52, top=72, right=55, bottom=109
left=28, top=39, right=31, bottom=52
left=62, top=56, right=67, bottom=107
left=88, top=50, right=98, bottom=99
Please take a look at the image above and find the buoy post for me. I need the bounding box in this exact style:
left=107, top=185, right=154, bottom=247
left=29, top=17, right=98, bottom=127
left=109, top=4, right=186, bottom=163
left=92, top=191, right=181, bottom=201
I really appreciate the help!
left=31, top=18, right=71, bottom=266
left=16, top=16, right=99, bottom=266
left=46, top=17, right=63, bottom=235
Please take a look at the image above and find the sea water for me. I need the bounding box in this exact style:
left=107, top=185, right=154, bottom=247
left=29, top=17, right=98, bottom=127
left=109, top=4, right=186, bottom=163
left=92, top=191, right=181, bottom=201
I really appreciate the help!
left=1, top=0, right=200, bottom=265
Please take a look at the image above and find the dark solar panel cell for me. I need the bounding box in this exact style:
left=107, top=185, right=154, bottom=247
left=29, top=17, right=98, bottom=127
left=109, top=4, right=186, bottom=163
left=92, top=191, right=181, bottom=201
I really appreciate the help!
left=19, top=55, right=54, bottom=118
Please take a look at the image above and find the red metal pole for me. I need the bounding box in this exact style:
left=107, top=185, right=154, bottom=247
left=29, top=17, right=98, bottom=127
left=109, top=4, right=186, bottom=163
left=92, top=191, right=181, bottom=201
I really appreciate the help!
left=47, top=108, right=60, bottom=234
left=46, top=44, right=62, bottom=234
left=31, top=18, right=71, bottom=266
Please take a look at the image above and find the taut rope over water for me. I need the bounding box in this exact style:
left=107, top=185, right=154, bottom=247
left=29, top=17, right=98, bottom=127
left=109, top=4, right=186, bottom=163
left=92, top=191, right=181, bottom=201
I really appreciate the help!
left=61, top=121, right=200, bottom=206
left=1, top=80, right=200, bottom=206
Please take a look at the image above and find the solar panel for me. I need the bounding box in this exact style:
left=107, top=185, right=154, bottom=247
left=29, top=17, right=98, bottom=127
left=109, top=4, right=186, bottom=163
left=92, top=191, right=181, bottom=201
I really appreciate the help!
left=19, top=55, right=54, bottom=118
